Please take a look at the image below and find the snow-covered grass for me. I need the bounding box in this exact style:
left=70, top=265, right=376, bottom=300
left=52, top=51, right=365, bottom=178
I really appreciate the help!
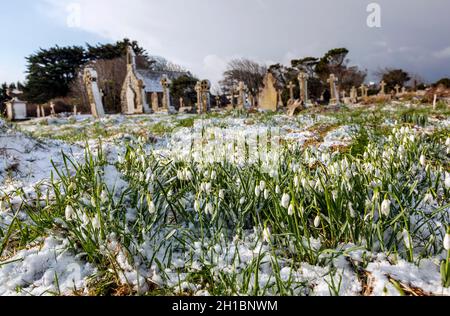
left=0, top=103, right=449, bottom=296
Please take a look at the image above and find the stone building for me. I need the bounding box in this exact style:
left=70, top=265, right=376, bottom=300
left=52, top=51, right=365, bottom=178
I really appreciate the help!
left=121, top=45, right=187, bottom=114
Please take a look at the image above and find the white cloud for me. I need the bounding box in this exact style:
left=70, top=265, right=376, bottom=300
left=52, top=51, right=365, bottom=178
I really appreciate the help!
left=433, top=47, right=450, bottom=59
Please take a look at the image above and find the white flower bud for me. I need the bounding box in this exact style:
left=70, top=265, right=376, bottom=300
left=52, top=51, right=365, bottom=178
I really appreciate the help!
left=314, top=215, right=321, bottom=228
left=194, top=200, right=201, bottom=212
left=275, top=185, right=281, bottom=195
left=288, top=204, right=295, bottom=216
left=255, top=186, right=261, bottom=197
left=240, top=197, right=246, bottom=205
left=281, top=193, right=290, bottom=209
left=149, top=201, right=156, bottom=214
left=445, top=172, right=450, bottom=189
left=381, top=198, right=391, bottom=217
left=219, top=190, right=225, bottom=200
left=259, top=181, right=266, bottom=191
left=444, top=233, right=450, bottom=251
left=65, top=205, right=75, bottom=221
left=263, top=227, right=271, bottom=243
left=264, top=189, right=269, bottom=200
left=420, top=155, right=426, bottom=167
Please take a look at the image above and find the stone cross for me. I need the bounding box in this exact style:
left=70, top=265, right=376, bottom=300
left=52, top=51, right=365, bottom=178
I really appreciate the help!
left=237, top=81, right=246, bottom=109
left=195, top=81, right=203, bottom=113
left=394, top=85, right=401, bottom=96
left=200, top=80, right=211, bottom=114
left=402, top=87, right=407, bottom=94
left=297, top=72, right=308, bottom=103
left=359, top=84, right=368, bottom=98
left=350, top=86, right=357, bottom=102
left=379, top=81, right=386, bottom=96
left=327, top=74, right=339, bottom=105
left=287, top=81, right=296, bottom=101
left=160, top=76, right=171, bottom=110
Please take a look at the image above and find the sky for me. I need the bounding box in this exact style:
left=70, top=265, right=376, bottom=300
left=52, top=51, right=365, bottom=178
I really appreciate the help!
left=1, top=0, right=450, bottom=88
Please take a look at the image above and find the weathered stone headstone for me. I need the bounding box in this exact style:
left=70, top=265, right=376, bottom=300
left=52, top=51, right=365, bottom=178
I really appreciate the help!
left=195, top=81, right=203, bottom=114
left=394, top=85, right=401, bottom=96
left=350, top=86, right=358, bottom=103
left=237, top=81, right=246, bottom=110
left=151, top=92, right=159, bottom=112
left=327, top=74, right=339, bottom=105
left=41, top=106, right=46, bottom=117
left=50, top=102, right=56, bottom=116
left=161, top=76, right=171, bottom=111
left=278, top=90, right=284, bottom=108
left=37, top=106, right=41, bottom=118
left=402, top=87, right=407, bottom=95
left=83, top=68, right=105, bottom=119
left=287, top=81, right=295, bottom=101
left=297, top=72, right=309, bottom=104
left=287, top=99, right=304, bottom=117
left=215, top=95, right=221, bottom=109
left=379, top=81, right=386, bottom=96
left=258, top=73, right=278, bottom=112
left=200, top=80, right=211, bottom=114
left=359, top=84, right=368, bottom=98
left=73, top=105, right=77, bottom=116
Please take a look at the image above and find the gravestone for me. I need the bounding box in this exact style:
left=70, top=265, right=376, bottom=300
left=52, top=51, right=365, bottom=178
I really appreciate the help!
left=394, top=85, right=401, bottom=96
left=50, top=102, right=56, bottom=116
left=327, top=74, right=339, bottom=105
left=278, top=90, right=284, bottom=108
left=287, top=99, right=304, bottom=117
left=195, top=81, right=203, bottom=114
left=200, top=80, right=211, bottom=113
left=215, top=96, right=221, bottom=109
left=379, top=81, right=386, bottom=96
left=359, top=84, right=368, bottom=98
left=258, top=73, right=278, bottom=111
left=161, top=76, right=171, bottom=111
left=287, top=81, right=295, bottom=101
left=350, top=86, right=358, bottom=103
left=83, top=68, right=105, bottom=119
left=237, top=81, right=246, bottom=110
left=151, top=92, right=159, bottom=112
left=37, top=106, right=41, bottom=118
left=297, top=72, right=309, bottom=104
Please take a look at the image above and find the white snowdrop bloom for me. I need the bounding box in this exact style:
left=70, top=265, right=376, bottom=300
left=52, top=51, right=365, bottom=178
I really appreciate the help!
left=446, top=138, right=450, bottom=147
left=314, top=215, right=321, bottom=228
left=205, top=182, right=212, bottom=193
left=149, top=201, right=156, bottom=214
left=240, top=197, right=246, bottom=205
left=219, top=190, right=225, bottom=200
left=381, top=198, right=391, bottom=217
left=301, top=178, right=308, bottom=188
left=262, top=227, right=271, bottom=243
left=100, top=190, right=108, bottom=203
left=445, top=172, right=450, bottom=189
left=409, top=135, right=415, bottom=143
left=419, top=155, right=426, bottom=167
left=91, top=196, right=97, bottom=208
left=65, top=205, right=75, bottom=221
left=194, top=200, right=201, bottom=212
left=255, top=186, right=261, bottom=197
left=259, top=181, right=266, bottom=191
left=402, top=229, right=412, bottom=249
left=211, top=171, right=217, bottom=180
left=294, top=176, right=300, bottom=188
left=444, top=233, right=450, bottom=251
left=92, top=215, right=101, bottom=230
left=205, top=203, right=214, bottom=215
left=288, top=204, right=295, bottom=216
left=264, top=189, right=269, bottom=200
left=275, top=185, right=281, bottom=195
left=349, top=203, right=356, bottom=219
left=281, top=193, right=291, bottom=209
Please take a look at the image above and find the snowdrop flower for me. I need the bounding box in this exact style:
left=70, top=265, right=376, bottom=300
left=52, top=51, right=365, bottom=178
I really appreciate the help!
left=92, top=215, right=101, bottom=230
left=91, top=196, right=97, bottom=208
left=314, top=215, right=321, bottom=228
left=281, top=193, right=290, bottom=209
left=65, top=205, right=75, bottom=221
left=262, top=227, right=271, bottom=243
left=205, top=203, right=214, bottom=215
left=264, top=189, right=269, bottom=200
left=219, top=189, right=225, bottom=200
left=402, top=229, right=412, bottom=249
left=255, top=186, right=261, bottom=197
left=419, top=155, right=426, bottom=167
left=445, top=172, right=450, bottom=189
left=275, top=185, right=281, bottom=195
left=446, top=137, right=450, bottom=147
left=423, top=193, right=434, bottom=205
left=444, top=233, right=450, bottom=251
left=148, top=201, right=156, bottom=214
left=211, top=171, right=217, bottom=180
left=288, top=204, right=295, bottom=216
left=349, top=203, right=356, bottom=219
left=381, top=198, right=391, bottom=217
left=294, top=176, right=300, bottom=188
left=194, top=200, right=201, bottom=212
left=240, top=197, right=246, bottom=205
left=259, top=181, right=266, bottom=191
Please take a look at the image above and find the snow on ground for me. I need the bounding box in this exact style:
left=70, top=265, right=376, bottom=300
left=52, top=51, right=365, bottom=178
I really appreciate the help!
left=0, top=237, right=95, bottom=296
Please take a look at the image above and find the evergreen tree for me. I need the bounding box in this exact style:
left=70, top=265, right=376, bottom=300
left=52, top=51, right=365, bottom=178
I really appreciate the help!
left=23, top=45, right=87, bottom=104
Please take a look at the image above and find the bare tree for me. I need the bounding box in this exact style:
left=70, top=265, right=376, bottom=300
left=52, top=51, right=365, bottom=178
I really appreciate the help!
left=220, top=58, right=267, bottom=96
left=94, top=57, right=127, bottom=113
